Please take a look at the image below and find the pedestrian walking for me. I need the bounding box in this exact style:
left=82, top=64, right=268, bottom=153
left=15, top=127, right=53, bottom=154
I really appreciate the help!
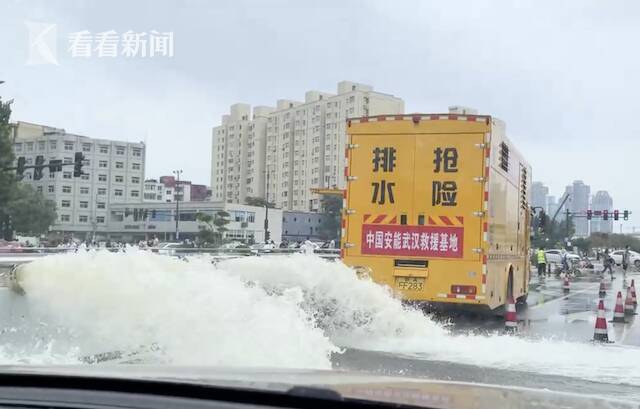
left=536, top=246, right=547, bottom=278
left=602, top=248, right=614, bottom=279
left=622, top=245, right=631, bottom=275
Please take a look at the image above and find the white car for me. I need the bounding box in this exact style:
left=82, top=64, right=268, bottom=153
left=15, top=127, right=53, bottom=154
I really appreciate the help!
left=156, top=242, right=184, bottom=256
left=609, top=250, right=640, bottom=268
left=544, top=249, right=580, bottom=264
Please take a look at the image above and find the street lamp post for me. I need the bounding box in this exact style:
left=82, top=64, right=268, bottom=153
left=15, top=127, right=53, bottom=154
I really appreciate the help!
left=264, top=169, right=270, bottom=243
left=173, top=169, right=182, bottom=241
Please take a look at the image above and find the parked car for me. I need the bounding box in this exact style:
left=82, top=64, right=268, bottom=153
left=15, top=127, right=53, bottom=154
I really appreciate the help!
left=609, top=249, right=640, bottom=268
left=544, top=249, right=580, bottom=264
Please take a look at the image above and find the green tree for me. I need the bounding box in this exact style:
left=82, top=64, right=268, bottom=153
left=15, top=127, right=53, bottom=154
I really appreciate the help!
left=0, top=96, right=58, bottom=239
left=318, top=195, right=342, bottom=241
left=196, top=210, right=231, bottom=246
left=0, top=97, right=17, bottom=239
left=244, top=196, right=275, bottom=208
left=5, top=183, right=56, bottom=236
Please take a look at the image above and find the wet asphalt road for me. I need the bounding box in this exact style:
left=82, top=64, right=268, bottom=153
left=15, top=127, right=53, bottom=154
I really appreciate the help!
left=445, top=265, right=640, bottom=345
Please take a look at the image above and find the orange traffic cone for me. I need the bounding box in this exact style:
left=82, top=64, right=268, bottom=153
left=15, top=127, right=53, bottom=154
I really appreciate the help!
left=631, top=279, right=637, bottom=306
left=593, top=300, right=610, bottom=343
left=611, top=291, right=626, bottom=323
left=562, top=276, right=570, bottom=293
left=624, top=287, right=636, bottom=316
left=504, top=296, right=517, bottom=333
left=598, top=278, right=606, bottom=298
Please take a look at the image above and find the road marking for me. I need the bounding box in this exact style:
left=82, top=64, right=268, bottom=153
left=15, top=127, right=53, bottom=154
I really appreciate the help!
left=529, top=282, right=601, bottom=310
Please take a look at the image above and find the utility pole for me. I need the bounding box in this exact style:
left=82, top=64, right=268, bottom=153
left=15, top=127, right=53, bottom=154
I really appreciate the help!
left=264, top=170, right=270, bottom=242
left=173, top=169, right=182, bottom=241
left=565, top=207, right=571, bottom=240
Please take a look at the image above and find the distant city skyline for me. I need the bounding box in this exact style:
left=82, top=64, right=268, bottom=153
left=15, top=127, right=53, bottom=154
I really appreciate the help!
left=531, top=179, right=629, bottom=235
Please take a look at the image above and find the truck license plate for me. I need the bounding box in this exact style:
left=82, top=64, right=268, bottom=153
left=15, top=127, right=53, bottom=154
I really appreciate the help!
left=395, top=276, right=425, bottom=291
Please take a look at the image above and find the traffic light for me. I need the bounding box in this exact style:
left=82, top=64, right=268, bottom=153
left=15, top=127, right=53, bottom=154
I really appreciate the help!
left=33, top=155, right=45, bottom=181
left=538, top=210, right=546, bottom=231
left=73, top=152, right=85, bottom=177
left=16, top=157, right=26, bottom=178
left=603, top=210, right=609, bottom=221
left=586, top=209, right=592, bottom=220
left=624, top=210, right=629, bottom=221
left=613, top=209, right=619, bottom=221
left=48, top=159, right=62, bottom=174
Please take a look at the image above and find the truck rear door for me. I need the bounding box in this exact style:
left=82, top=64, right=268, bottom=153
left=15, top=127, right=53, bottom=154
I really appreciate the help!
left=412, top=133, right=486, bottom=263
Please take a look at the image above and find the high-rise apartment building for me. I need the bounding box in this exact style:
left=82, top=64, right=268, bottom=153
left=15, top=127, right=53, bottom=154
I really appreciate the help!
left=591, top=190, right=613, bottom=234
left=564, top=180, right=591, bottom=237
left=10, top=121, right=145, bottom=239
left=211, top=81, right=404, bottom=211
left=531, top=181, right=549, bottom=211
left=211, top=104, right=273, bottom=204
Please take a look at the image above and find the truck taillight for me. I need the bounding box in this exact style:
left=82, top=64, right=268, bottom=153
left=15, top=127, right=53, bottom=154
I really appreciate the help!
left=451, top=285, right=477, bottom=295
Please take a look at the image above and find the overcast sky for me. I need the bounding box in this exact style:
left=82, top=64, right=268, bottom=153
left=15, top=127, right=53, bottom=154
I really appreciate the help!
left=2, top=0, right=639, bottom=232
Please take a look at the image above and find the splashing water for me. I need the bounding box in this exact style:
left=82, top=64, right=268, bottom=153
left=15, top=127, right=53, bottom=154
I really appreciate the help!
left=8, top=250, right=640, bottom=387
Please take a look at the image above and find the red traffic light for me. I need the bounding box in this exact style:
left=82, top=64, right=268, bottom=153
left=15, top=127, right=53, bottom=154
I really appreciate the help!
left=586, top=210, right=592, bottom=220
left=613, top=209, right=619, bottom=221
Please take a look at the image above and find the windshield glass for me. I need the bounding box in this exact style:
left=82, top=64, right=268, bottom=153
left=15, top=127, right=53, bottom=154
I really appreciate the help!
left=1, top=0, right=640, bottom=406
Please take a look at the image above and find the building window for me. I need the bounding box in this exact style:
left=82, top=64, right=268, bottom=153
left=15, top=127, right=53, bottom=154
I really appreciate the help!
left=130, top=190, right=139, bottom=197
left=116, top=146, right=125, bottom=155
left=63, top=171, right=72, bottom=179
left=132, top=162, right=141, bottom=170
left=97, top=188, right=106, bottom=195
left=99, top=145, right=109, bottom=154
left=115, top=162, right=124, bottom=169
left=26, top=142, right=34, bottom=151
left=79, top=201, right=88, bottom=209
left=61, top=200, right=71, bottom=208
left=38, top=141, right=46, bottom=150
left=115, top=175, right=124, bottom=183
left=64, top=142, right=74, bottom=151
left=96, top=216, right=105, bottom=224
left=48, top=185, right=55, bottom=193
left=60, top=214, right=70, bottom=222
left=97, top=202, right=106, bottom=209
left=99, top=160, right=108, bottom=168
left=64, top=157, right=73, bottom=164
left=98, top=174, right=107, bottom=182
left=131, top=176, right=140, bottom=184
left=62, top=185, right=71, bottom=193
left=80, top=187, right=89, bottom=194
left=36, top=186, right=43, bottom=194
left=49, top=141, right=57, bottom=149
left=82, top=143, right=92, bottom=152
left=81, top=173, right=90, bottom=180
left=114, top=189, right=123, bottom=196
left=132, top=148, right=141, bottom=157
left=79, top=215, right=88, bottom=223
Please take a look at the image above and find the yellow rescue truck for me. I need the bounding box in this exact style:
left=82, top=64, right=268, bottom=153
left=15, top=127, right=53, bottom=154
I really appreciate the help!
left=342, top=112, right=531, bottom=310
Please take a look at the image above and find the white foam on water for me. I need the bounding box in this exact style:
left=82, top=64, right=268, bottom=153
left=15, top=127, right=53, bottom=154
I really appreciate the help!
left=10, top=251, right=640, bottom=387
left=15, top=250, right=337, bottom=368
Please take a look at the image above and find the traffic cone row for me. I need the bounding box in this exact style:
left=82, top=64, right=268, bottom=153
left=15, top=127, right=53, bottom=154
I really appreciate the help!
left=593, top=300, right=610, bottom=343
left=562, top=276, right=570, bottom=293
left=598, top=278, right=606, bottom=298
left=504, top=296, right=517, bottom=333
left=611, top=291, right=626, bottom=323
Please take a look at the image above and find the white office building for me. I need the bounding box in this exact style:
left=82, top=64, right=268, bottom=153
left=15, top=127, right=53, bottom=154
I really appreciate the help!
left=211, top=81, right=404, bottom=211
left=107, top=201, right=282, bottom=243
left=10, top=121, right=145, bottom=239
